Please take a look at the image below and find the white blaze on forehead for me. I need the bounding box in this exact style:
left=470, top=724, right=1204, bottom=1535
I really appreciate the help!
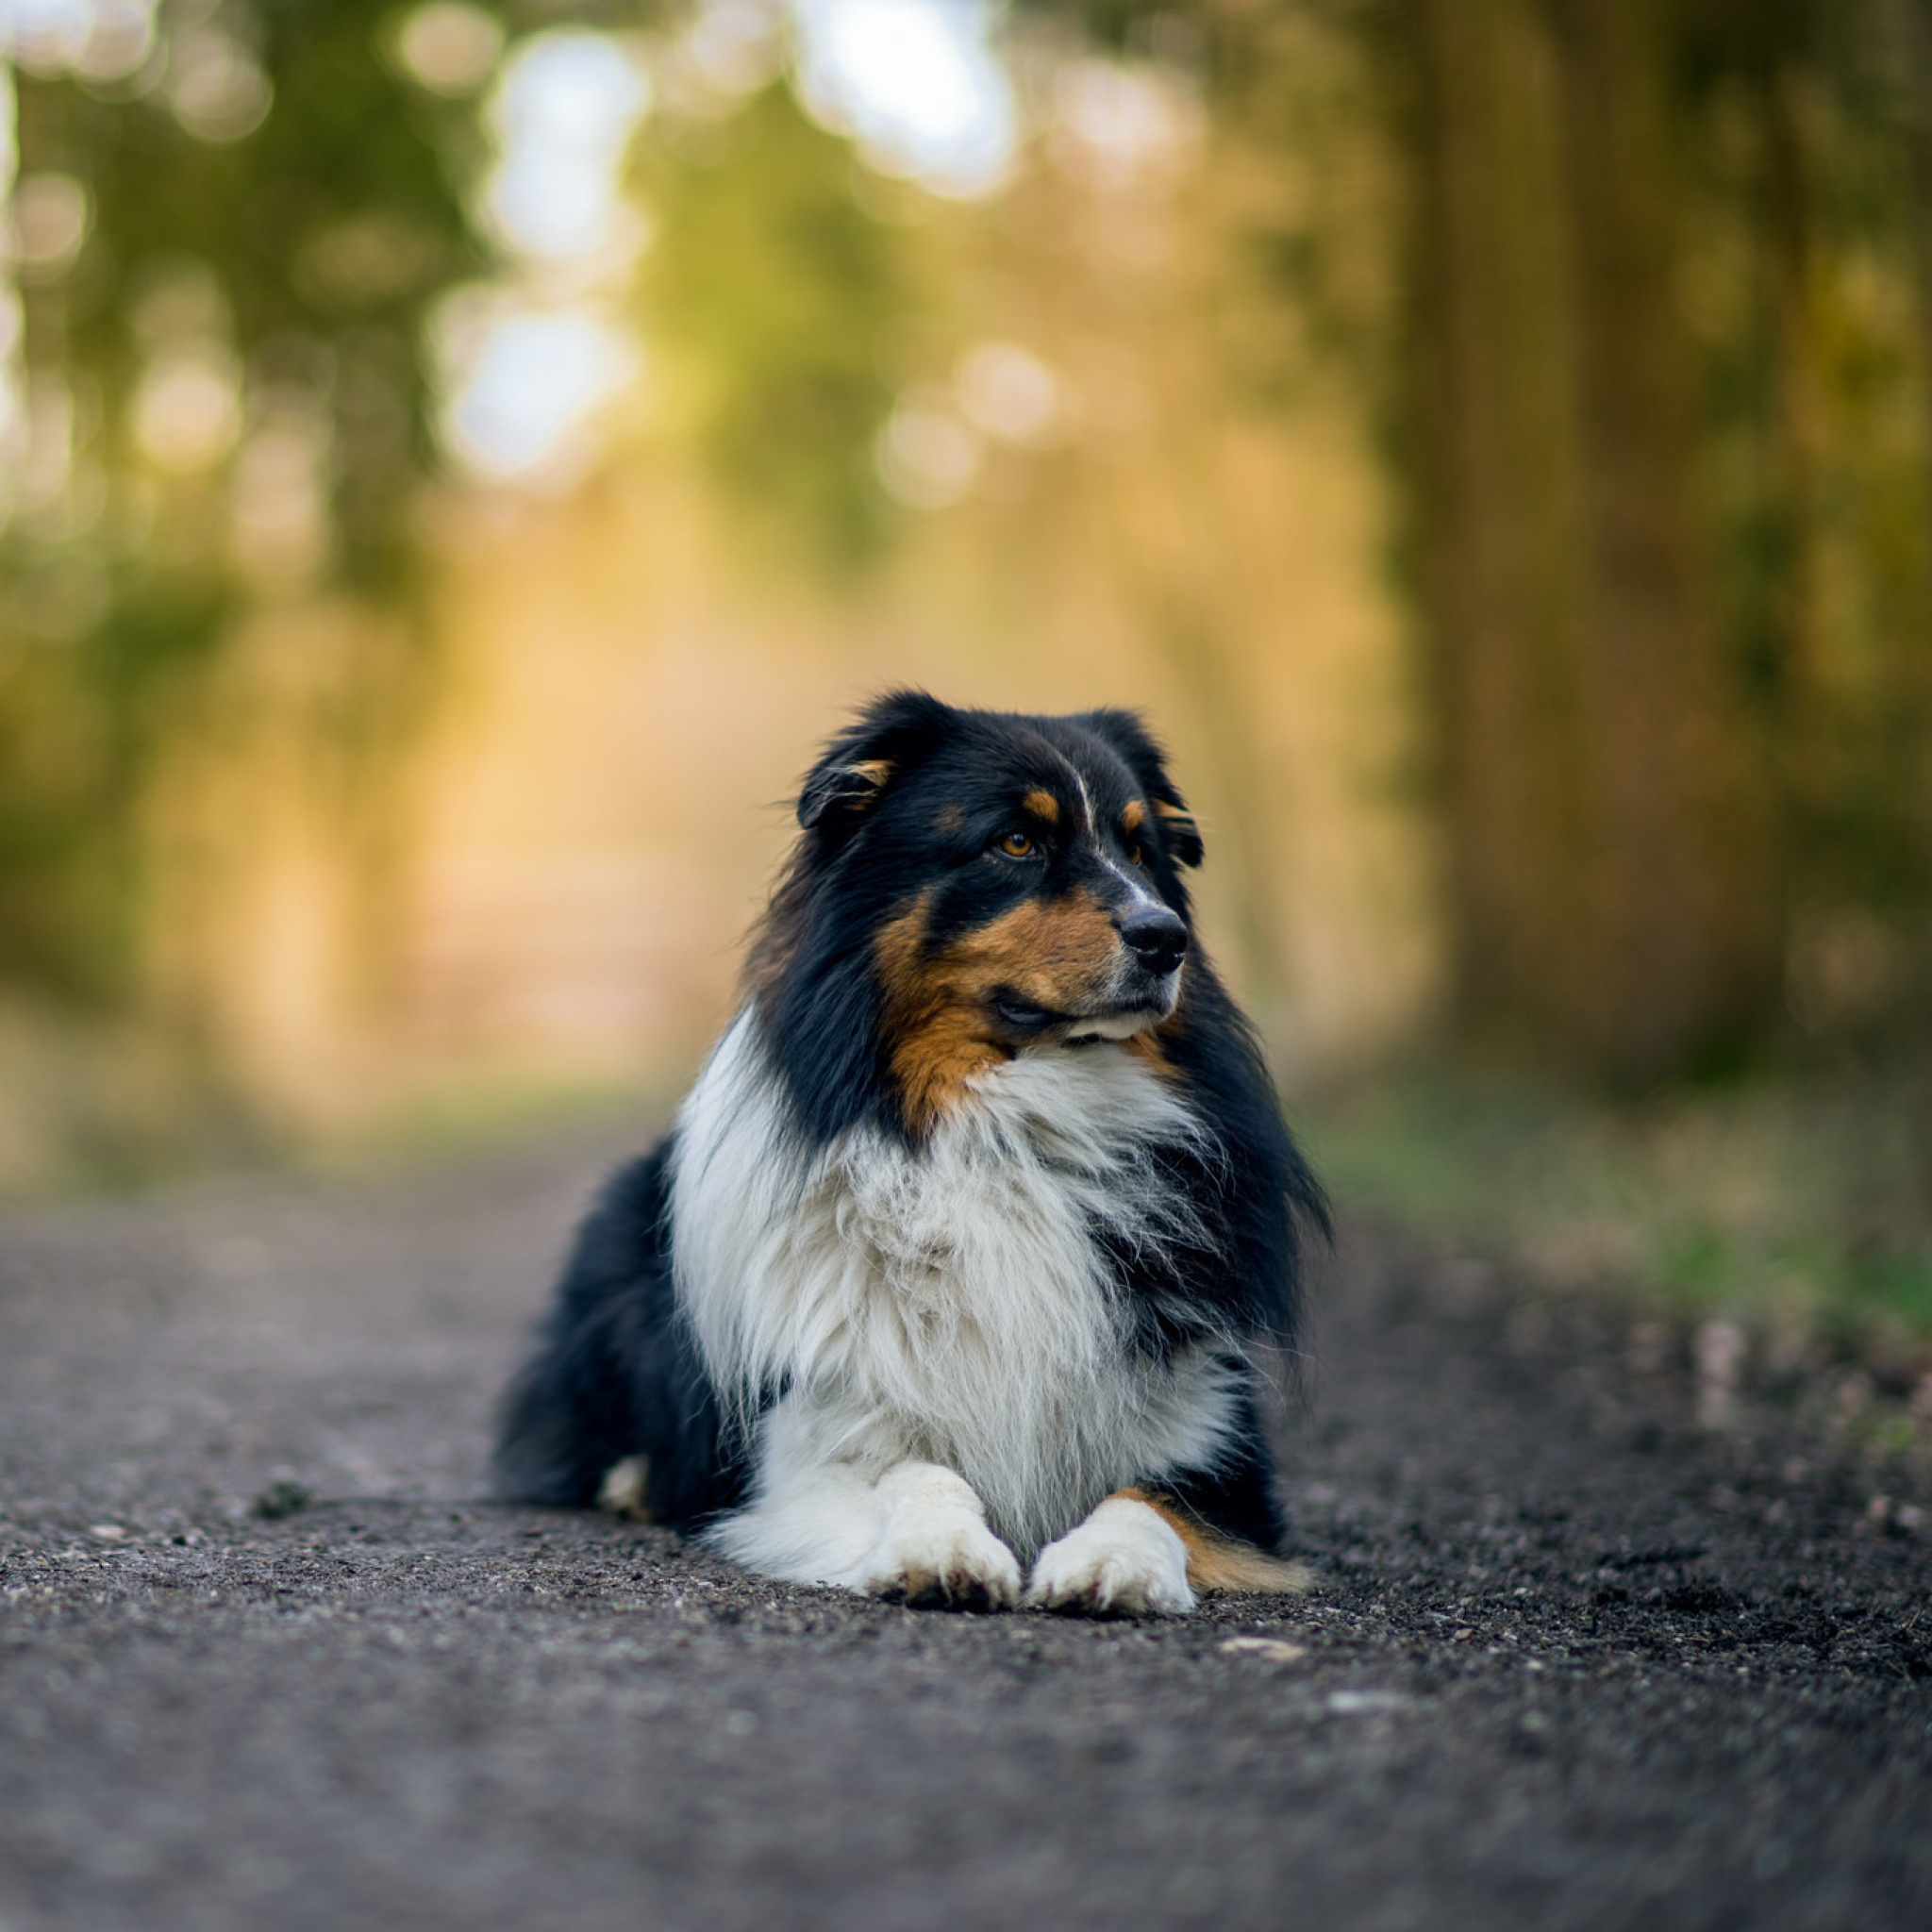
left=1101, top=857, right=1166, bottom=912
left=1044, top=753, right=1174, bottom=918
left=1069, top=769, right=1093, bottom=829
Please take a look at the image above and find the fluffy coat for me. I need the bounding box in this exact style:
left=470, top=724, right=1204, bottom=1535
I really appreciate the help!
left=493, top=692, right=1325, bottom=1614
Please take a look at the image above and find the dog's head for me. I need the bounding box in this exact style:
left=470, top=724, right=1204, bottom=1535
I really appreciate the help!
left=758, top=691, right=1208, bottom=1137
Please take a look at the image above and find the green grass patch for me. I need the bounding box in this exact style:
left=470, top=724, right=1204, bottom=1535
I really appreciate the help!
left=1299, top=1065, right=1932, bottom=1374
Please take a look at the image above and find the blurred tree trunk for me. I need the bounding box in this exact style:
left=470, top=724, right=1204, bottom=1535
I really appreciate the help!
left=1909, top=0, right=1932, bottom=895
left=1758, top=33, right=1837, bottom=902
left=1407, top=0, right=1775, bottom=1082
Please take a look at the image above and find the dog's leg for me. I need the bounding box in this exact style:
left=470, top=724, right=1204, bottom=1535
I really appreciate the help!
left=708, top=1444, right=1021, bottom=1610
left=1024, top=1491, right=1196, bottom=1617
left=857, top=1462, right=1024, bottom=1609
left=1027, top=1484, right=1310, bottom=1616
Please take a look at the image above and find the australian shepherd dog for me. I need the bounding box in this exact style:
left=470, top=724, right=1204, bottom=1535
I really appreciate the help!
left=492, top=691, right=1326, bottom=1616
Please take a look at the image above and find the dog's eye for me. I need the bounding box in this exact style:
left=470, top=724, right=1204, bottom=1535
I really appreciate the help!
left=1124, top=840, right=1147, bottom=867
left=993, top=830, right=1037, bottom=859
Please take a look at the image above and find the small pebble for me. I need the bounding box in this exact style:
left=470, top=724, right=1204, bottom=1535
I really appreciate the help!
left=1326, top=1690, right=1407, bottom=1714
left=1219, top=1637, right=1307, bottom=1661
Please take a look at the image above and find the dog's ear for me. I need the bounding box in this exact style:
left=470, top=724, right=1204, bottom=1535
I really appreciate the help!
left=797, top=690, right=953, bottom=839
left=1077, top=708, right=1205, bottom=868
left=1152, top=798, right=1205, bottom=868
left=797, top=757, right=893, bottom=829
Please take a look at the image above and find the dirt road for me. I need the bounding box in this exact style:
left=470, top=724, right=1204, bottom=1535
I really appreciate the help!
left=1, top=1124, right=1926, bottom=1931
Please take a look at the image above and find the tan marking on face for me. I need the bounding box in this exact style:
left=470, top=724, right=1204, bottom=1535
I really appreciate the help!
left=1124, top=982, right=1187, bottom=1076
left=1124, top=1023, right=1174, bottom=1077
left=1108, top=1488, right=1312, bottom=1596
left=1122, top=799, right=1146, bottom=836
left=841, top=758, right=893, bottom=811
left=874, top=890, right=1126, bottom=1133
left=1022, top=789, right=1060, bottom=826
left=941, top=893, right=1122, bottom=1013
left=874, top=892, right=1008, bottom=1133
left=936, top=804, right=966, bottom=834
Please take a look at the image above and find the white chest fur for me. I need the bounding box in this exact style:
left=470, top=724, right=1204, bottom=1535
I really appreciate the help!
left=668, top=1010, right=1241, bottom=1556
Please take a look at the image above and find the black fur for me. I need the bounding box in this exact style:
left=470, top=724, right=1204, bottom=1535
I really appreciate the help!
left=492, top=691, right=1327, bottom=1564
left=491, top=1141, right=748, bottom=1528
left=1159, top=1385, right=1291, bottom=1549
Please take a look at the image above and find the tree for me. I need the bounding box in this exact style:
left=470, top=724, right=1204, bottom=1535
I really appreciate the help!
left=1365, top=0, right=1932, bottom=1078
left=1, top=0, right=488, bottom=1007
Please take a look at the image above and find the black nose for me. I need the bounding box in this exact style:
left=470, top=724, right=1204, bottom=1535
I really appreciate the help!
left=1118, top=906, right=1188, bottom=975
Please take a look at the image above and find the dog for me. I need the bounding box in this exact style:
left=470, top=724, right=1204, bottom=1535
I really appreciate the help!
left=492, top=691, right=1326, bottom=1615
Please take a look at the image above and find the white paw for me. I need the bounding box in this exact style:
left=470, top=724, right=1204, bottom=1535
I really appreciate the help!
left=1025, top=1497, right=1196, bottom=1618
left=860, top=1465, right=1022, bottom=1611
left=595, top=1456, right=652, bottom=1521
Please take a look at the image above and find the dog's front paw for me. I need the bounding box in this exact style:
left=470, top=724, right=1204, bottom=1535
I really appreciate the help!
left=860, top=1465, right=1022, bottom=1611
left=861, top=1514, right=1022, bottom=1610
left=1025, top=1496, right=1196, bottom=1618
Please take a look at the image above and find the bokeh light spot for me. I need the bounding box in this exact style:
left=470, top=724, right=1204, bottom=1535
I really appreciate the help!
left=166, top=28, right=273, bottom=144
left=792, top=0, right=1015, bottom=201
left=11, top=173, right=92, bottom=279
left=955, top=341, right=1062, bottom=446
left=1051, top=58, right=1202, bottom=190
left=876, top=399, right=980, bottom=508
left=484, top=28, right=651, bottom=265
left=392, top=3, right=503, bottom=99
left=131, top=344, right=242, bottom=473
left=434, top=293, right=639, bottom=487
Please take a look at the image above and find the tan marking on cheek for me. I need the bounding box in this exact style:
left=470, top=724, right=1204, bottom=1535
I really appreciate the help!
left=1022, top=789, right=1060, bottom=826
left=874, top=891, right=938, bottom=1020
left=874, top=891, right=1127, bottom=1133
left=1122, top=799, right=1146, bottom=836
left=889, top=1011, right=1010, bottom=1135
left=1124, top=975, right=1186, bottom=1075
left=942, top=894, right=1121, bottom=1013
left=1108, top=1489, right=1312, bottom=1596
left=874, top=891, right=1008, bottom=1134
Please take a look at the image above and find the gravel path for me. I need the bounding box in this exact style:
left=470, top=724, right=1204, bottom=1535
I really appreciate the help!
left=1, top=1125, right=1927, bottom=1932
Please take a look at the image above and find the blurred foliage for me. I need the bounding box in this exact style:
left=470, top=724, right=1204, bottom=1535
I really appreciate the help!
left=0, top=574, right=233, bottom=1001
left=2, top=0, right=1929, bottom=1105
left=1081, top=0, right=1932, bottom=1079
left=2, top=0, right=491, bottom=1007
left=54, top=1, right=485, bottom=587
left=1308, top=1065, right=1932, bottom=1368
left=1389, top=0, right=1932, bottom=1080
left=636, top=78, right=920, bottom=568
left=1674, top=0, right=1932, bottom=921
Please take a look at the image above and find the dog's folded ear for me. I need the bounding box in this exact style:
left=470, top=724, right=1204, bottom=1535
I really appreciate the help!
left=1077, top=708, right=1205, bottom=868
left=797, top=689, right=954, bottom=838
left=1153, top=799, right=1205, bottom=868
left=798, top=757, right=893, bottom=828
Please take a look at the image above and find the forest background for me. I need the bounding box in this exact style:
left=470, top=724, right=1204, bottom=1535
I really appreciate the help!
left=2, top=0, right=1928, bottom=1393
